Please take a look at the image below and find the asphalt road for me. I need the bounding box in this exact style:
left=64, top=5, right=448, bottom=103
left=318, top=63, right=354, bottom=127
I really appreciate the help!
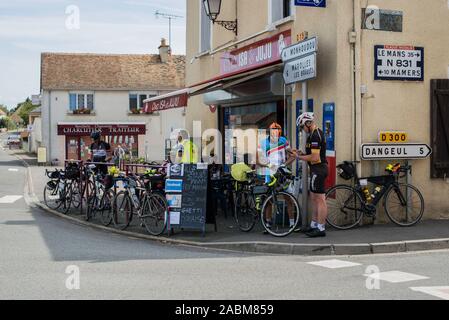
left=0, top=133, right=448, bottom=300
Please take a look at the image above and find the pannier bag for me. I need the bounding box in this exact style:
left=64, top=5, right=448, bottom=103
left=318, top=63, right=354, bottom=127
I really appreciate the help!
left=65, top=163, right=81, bottom=180
left=337, top=162, right=355, bottom=180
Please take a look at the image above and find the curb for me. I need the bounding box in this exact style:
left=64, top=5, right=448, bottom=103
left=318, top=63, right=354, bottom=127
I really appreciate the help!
left=33, top=202, right=449, bottom=256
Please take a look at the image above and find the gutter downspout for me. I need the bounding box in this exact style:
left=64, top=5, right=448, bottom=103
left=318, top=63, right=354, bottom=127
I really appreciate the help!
left=48, top=90, right=52, bottom=164
left=353, top=0, right=363, bottom=176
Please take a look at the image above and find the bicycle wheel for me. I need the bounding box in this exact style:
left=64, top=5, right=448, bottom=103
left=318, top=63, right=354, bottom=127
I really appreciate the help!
left=69, top=180, right=82, bottom=209
left=99, top=189, right=114, bottom=226
left=234, top=190, right=258, bottom=232
left=43, top=181, right=64, bottom=210
left=140, top=193, right=168, bottom=236
left=58, top=182, right=73, bottom=215
left=326, top=185, right=364, bottom=230
left=384, top=183, right=424, bottom=227
left=260, top=191, right=301, bottom=237
left=113, top=191, right=132, bottom=230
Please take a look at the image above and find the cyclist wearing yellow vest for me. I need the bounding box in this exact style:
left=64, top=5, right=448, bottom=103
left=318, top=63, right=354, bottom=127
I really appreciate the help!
left=180, top=138, right=199, bottom=164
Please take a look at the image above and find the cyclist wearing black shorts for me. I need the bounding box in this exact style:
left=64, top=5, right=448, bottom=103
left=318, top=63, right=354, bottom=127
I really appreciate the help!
left=296, top=112, right=329, bottom=238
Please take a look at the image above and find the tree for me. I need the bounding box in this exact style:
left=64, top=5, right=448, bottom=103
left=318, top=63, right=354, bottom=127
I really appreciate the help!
left=0, top=104, right=8, bottom=115
left=11, top=98, right=37, bottom=126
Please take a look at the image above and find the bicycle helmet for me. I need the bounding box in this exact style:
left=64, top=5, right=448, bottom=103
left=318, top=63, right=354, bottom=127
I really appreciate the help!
left=296, top=112, right=315, bottom=128
left=269, top=122, right=282, bottom=135
left=90, top=131, right=101, bottom=140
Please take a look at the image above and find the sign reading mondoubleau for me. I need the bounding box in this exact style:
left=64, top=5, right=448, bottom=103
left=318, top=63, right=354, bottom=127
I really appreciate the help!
left=282, top=37, right=318, bottom=85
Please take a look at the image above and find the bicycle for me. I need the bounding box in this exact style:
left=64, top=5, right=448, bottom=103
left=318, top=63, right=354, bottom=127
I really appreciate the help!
left=44, top=169, right=71, bottom=213
left=84, top=163, right=115, bottom=226
left=326, top=161, right=425, bottom=229
left=113, top=172, right=168, bottom=235
left=233, top=165, right=301, bottom=237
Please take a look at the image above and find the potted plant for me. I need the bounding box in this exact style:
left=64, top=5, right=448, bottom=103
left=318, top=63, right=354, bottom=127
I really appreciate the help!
left=130, top=108, right=141, bottom=115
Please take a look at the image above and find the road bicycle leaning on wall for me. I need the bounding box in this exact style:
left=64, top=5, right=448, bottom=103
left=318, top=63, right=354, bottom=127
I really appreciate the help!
left=326, top=161, right=424, bottom=230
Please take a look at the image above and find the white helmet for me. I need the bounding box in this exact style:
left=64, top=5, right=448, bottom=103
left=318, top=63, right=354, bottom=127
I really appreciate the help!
left=296, top=112, right=315, bottom=127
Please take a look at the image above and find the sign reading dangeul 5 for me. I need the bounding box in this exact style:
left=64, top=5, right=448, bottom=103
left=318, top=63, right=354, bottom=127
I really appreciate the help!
left=375, top=45, right=424, bottom=81
left=361, top=143, right=432, bottom=160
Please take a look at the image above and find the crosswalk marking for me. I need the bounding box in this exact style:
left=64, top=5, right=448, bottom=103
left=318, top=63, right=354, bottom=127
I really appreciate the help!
left=0, top=195, right=23, bottom=204
left=410, top=286, right=449, bottom=300
left=307, top=259, right=362, bottom=269
left=365, top=271, right=429, bottom=283
left=8, top=168, right=19, bottom=172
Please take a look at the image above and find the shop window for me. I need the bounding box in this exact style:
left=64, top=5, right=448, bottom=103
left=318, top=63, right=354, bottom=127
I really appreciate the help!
left=199, top=0, right=212, bottom=53
left=69, top=93, right=94, bottom=112
left=270, top=0, right=293, bottom=24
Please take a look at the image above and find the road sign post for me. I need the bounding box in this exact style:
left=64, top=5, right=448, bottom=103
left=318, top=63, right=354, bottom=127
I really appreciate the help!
left=282, top=37, right=318, bottom=228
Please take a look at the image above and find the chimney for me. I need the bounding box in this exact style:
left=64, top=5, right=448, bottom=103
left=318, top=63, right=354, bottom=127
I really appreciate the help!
left=159, top=38, right=171, bottom=63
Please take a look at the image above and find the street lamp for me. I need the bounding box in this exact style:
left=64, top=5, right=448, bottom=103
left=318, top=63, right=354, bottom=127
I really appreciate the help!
left=202, top=0, right=238, bottom=35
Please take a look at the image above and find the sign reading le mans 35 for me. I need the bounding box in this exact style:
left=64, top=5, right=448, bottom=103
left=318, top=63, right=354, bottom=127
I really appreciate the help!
left=375, top=45, right=424, bottom=81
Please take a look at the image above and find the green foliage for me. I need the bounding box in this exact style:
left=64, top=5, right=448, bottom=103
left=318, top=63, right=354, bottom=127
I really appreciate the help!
left=9, top=98, right=37, bottom=126
left=0, top=117, right=17, bottom=130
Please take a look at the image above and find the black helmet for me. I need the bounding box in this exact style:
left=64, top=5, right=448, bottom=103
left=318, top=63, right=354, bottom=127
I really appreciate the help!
left=90, top=131, right=101, bottom=140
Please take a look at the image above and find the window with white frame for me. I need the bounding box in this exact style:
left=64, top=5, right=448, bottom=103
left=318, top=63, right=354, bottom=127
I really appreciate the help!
left=269, top=0, right=294, bottom=24
left=69, top=92, right=94, bottom=111
left=129, top=92, right=157, bottom=111
left=199, top=0, right=212, bottom=53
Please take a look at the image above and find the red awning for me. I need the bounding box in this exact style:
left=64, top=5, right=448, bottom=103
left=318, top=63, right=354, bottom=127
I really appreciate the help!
left=143, top=89, right=189, bottom=113
left=142, top=64, right=282, bottom=113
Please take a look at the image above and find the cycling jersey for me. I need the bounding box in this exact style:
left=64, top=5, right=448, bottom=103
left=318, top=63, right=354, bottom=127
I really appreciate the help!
left=306, top=128, right=327, bottom=166
left=258, top=136, right=291, bottom=182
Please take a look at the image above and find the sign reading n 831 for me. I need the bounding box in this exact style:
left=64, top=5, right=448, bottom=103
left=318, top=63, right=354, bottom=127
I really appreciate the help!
left=361, top=143, right=432, bottom=160
left=375, top=45, right=424, bottom=81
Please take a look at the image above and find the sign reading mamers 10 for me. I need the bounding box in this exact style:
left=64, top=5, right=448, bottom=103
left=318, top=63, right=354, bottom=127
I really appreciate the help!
left=220, top=30, right=292, bottom=76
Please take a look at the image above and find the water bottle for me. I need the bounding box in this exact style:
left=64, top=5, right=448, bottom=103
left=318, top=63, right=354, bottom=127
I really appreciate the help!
left=371, top=186, right=382, bottom=200
left=363, top=187, right=372, bottom=202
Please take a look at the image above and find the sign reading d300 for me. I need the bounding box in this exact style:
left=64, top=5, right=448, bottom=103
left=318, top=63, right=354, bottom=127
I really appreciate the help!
left=378, top=131, right=408, bottom=143
left=375, top=45, right=424, bottom=81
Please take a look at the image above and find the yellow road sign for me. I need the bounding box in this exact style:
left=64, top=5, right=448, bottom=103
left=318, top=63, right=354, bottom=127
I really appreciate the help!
left=378, top=131, right=408, bottom=143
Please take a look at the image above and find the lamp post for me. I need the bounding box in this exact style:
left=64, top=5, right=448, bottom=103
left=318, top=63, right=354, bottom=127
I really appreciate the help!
left=202, top=0, right=238, bottom=35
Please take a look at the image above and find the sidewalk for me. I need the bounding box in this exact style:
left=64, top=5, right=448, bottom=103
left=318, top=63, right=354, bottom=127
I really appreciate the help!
left=15, top=150, right=449, bottom=256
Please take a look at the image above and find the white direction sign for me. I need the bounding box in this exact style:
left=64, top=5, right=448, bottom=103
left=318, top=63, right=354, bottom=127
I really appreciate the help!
left=361, top=143, right=432, bottom=160
left=283, top=53, right=317, bottom=85
left=281, top=37, right=318, bottom=62
left=375, top=45, right=424, bottom=81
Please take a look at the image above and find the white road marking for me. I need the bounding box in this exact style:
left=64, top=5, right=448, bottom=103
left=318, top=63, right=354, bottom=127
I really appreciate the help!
left=410, top=286, right=449, bottom=300
left=307, top=259, right=362, bottom=269
left=8, top=168, right=19, bottom=172
left=364, top=271, right=429, bottom=283
left=0, top=195, right=24, bottom=204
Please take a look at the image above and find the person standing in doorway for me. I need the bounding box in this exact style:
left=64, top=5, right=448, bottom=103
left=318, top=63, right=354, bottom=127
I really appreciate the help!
left=296, top=113, right=329, bottom=238
left=90, top=131, right=111, bottom=175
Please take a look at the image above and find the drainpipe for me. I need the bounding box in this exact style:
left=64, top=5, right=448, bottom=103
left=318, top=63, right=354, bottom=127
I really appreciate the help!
left=353, top=0, right=362, bottom=176
left=48, top=90, right=52, bottom=164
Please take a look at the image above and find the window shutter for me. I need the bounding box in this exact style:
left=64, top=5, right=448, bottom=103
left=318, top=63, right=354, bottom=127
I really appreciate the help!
left=87, top=94, right=94, bottom=110
left=200, top=1, right=211, bottom=52
left=129, top=94, right=138, bottom=111
left=431, top=79, right=449, bottom=179
left=69, top=94, right=77, bottom=111
left=271, top=0, right=282, bottom=22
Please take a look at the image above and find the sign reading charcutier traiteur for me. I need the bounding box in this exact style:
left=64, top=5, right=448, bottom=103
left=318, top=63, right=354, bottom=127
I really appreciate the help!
left=375, top=45, right=424, bottom=81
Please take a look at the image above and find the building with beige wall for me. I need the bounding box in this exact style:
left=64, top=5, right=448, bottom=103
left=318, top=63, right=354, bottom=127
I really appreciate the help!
left=182, top=0, right=449, bottom=220
left=40, top=40, right=186, bottom=164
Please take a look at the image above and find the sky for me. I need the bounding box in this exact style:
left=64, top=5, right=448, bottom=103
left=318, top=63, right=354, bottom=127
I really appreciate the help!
left=0, top=0, right=187, bottom=109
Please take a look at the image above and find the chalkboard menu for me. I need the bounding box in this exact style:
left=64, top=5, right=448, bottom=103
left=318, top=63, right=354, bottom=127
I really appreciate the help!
left=166, top=164, right=209, bottom=235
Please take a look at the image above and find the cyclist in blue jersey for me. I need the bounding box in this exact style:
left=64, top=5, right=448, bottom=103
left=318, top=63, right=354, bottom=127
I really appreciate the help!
left=257, top=122, right=298, bottom=234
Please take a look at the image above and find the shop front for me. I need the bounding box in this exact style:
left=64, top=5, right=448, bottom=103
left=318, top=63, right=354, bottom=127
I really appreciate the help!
left=57, top=123, right=146, bottom=161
